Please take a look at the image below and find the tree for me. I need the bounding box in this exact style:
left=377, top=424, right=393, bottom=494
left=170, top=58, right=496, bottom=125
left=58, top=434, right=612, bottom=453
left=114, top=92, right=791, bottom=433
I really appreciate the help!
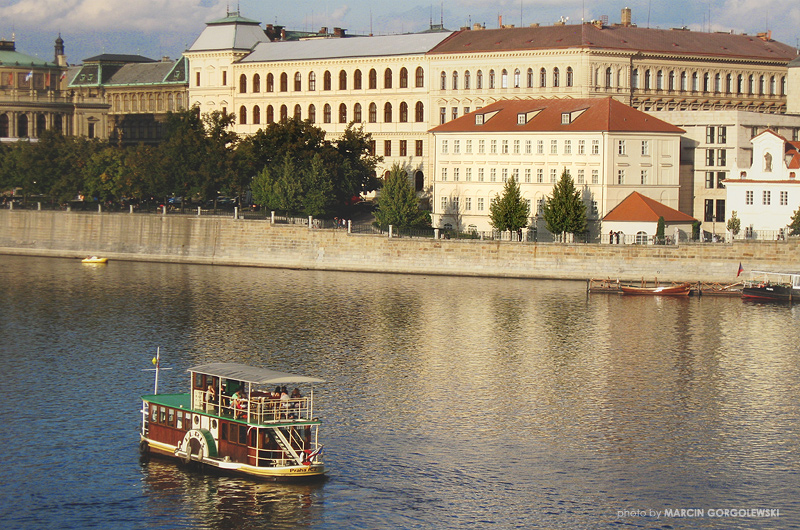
left=790, top=206, right=800, bottom=236
left=727, top=210, right=741, bottom=236
left=489, top=175, right=530, bottom=233
left=374, top=163, right=431, bottom=229
left=656, top=216, right=666, bottom=243
left=541, top=169, right=586, bottom=238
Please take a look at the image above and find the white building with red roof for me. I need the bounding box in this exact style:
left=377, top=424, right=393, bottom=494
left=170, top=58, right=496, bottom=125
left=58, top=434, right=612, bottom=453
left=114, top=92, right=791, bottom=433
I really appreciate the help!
left=602, top=192, right=697, bottom=244
left=725, top=130, right=800, bottom=238
left=429, top=97, right=684, bottom=238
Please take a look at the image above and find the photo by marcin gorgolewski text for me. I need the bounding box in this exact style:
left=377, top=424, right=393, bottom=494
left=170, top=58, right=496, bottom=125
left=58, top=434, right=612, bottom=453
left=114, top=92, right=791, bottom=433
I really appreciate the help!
left=618, top=507, right=781, bottom=520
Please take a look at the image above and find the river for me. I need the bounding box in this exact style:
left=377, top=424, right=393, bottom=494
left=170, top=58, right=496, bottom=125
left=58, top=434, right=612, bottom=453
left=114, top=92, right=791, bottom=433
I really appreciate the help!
left=0, top=255, right=798, bottom=529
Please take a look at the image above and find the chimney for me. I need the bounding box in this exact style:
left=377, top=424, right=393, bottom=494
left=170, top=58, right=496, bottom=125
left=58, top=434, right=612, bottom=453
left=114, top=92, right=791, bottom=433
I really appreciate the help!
left=499, top=14, right=502, bottom=27
left=473, top=23, right=485, bottom=30
left=319, top=26, right=328, bottom=35
left=621, top=7, right=632, bottom=27
left=333, top=27, right=346, bottom=38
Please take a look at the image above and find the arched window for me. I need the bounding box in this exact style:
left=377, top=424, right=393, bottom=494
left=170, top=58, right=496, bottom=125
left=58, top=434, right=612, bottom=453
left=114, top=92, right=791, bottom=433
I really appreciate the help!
left=294, top=104, right=302, bottom=120
left=266, top=73, right=274, bottom=92
left=354, top=69, right=362, bottom=89
left=239, top=74, right=247, bottom=93
left=737, top=74, right=743, bottom=93
left=566, top=67, right=573, bottom=87
left=369, top=102, right=377, bottom=123
left=17, top=114, right=28, bottom=138
left=384, top=102, right=392, bottom=122
left=399, top=102, right=408, bottom=122
left=239, top=106, right=247, bottom=124
left=692, top=72, right=699, bottom=91
left=280, top=72, right=288, bottom=92
left=452, top=71, right=458, bottom=90
left=759, top=75, right=765, bottom=95
left=489, top=69, right=495, bottom=89
left=554, top=67, right=560, bottom=88
left=266, top=105, right=274, bottom=123
left=308, top=72, right=316, bottom=91
left=781, top=76, right=786, bottom=96
left=540, top=67, right=546, bottom=87
left=415, top=67, right=424, bottom=87
left=726, top=73, right=732, bottom=93
left=501, top=69, right=508, bottom=88
left=354, top=103, right=362, bottom=122
left=464, top=70, right=471, bottom=89
left=308, top=104, right=316, bottom=123
left=514, top=68, right=520, bottom=88
left=703, top=72, right=709, bottom=92
left=252, top=74, right=260, bottom=92
left=748, top=74, right=754, bottom=94
left=253, top=105, right=260, bottom=124
left=669, top=71, right=676, bottom=91
left=415, top=101, right=424, bottom=122
left=339, top=103, right=347, bottom=123
left=400, top=67, right=408, bottom=88
left=339, top=70, right=347, bottom=90
left=0, top=114, right=8, bottom=138
left=294, top=72, right=302, bottom=91
left=369, top=69, right=377, bottom=89
left=657, top=70, right=664, bottom=90
left=644, top=69, right=651, bottom=90
left=324, top=71, right=332, bottom=91
left=323, top=104, right=331, bottom=123
left=440, top=71, right=447, bottom=90
left=384, top=68, right=392, bottom=88
left=681, top=71, right=688, bottom=91
left=714, top=73, right=721, bottom=93
left=280, top=104, right=288, bottom=121
left=476, top=70, right=483, bottom=89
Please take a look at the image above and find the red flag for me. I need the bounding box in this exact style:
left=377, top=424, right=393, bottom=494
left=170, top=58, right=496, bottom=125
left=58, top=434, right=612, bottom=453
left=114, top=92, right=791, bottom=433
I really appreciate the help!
left=737, top=262, right=744, bottom=277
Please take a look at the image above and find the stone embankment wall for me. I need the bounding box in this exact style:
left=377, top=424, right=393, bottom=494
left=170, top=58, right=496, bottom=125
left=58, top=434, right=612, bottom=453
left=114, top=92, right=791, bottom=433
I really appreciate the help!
left=1, top=210, right=798, bottom=283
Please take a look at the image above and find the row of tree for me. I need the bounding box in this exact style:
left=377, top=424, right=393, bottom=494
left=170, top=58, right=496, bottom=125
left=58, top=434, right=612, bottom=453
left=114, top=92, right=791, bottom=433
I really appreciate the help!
left=0, top=108, right=381, bottom=219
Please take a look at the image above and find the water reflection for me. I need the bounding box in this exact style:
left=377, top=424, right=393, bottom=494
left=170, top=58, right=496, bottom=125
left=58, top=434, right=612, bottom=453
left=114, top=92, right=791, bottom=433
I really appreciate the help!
left=1, top=255, right=799, bottom=529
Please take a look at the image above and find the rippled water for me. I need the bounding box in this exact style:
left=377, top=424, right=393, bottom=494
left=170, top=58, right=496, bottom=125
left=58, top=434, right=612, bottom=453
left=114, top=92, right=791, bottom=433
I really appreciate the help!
left=1, top=255, right=798, bottom=529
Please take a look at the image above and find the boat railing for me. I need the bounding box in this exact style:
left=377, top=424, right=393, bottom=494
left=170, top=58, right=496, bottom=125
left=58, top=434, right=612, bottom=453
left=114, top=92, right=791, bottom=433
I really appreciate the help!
left=201, top=396, right=314, bottom=425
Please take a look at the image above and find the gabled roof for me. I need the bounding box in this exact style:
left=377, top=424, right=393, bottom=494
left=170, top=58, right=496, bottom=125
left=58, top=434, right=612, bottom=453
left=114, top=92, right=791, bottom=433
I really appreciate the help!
left=82, top=54, right=155, bottom=64
left=429, top=98, right=684, bottom=134
left=428, top=24, right=798, bottom=62
left=241, top=31, right=455, bottom=63
left=603, top=192, right=696, bottom=222
left=68, top=57, right=187, bottom=87
left=0, top=49, right=58, bottom=68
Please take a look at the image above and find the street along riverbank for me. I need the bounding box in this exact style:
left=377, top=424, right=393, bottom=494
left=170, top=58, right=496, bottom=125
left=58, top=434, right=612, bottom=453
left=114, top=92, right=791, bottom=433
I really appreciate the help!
left=1, top=209, right=798, bottom=283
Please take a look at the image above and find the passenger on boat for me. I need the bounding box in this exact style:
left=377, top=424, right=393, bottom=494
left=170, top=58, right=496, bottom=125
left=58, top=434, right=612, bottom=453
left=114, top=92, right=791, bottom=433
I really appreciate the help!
left=280, top=386, right=290, bottom=419
left=289, top=388, right=302, bottom=419
left=205, top=384, right=218, bottom=412
left=232, top=389, right=246, bottom=419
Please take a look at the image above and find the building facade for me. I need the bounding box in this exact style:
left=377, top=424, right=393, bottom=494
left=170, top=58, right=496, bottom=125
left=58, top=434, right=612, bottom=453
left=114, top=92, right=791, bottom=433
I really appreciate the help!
left=725, top=130, right=800, bottom=237
left=429, top=98, right=683, bottom=237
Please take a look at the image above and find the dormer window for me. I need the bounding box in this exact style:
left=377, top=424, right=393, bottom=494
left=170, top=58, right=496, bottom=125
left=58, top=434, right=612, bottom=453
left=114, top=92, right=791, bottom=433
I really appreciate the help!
left=561, top=112, right=571, bottom=124
left=475, top=114, right=484, bottom=125
left=517, top=113, right=526, bottom=125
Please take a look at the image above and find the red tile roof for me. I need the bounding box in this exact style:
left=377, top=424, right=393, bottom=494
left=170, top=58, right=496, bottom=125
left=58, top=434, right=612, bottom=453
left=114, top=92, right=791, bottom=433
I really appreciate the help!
left=428, top=24, right=797, bottom=61
left=429, top=98, right=684, bottom=134
left=603, top=192, right=696, bottom=222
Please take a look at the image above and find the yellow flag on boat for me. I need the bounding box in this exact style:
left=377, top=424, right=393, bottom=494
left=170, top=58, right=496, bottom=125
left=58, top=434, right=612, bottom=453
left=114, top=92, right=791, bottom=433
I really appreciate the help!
left=152, top=356, right=158, bottom=366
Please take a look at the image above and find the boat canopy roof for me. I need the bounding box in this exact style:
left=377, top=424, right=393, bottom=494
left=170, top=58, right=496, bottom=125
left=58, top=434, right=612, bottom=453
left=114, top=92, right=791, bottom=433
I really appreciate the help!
left=188, top=362, right=325, bottom=385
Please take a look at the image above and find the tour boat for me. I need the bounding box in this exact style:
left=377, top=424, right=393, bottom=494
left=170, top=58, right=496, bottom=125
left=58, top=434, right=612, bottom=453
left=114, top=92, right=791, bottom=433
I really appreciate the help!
left=81, top=256, right=108, bottom=264
left=620, top=283, right=692, bottom=296
left=742, top=271, right=800, bottom=302
left=139, top=362, right=326, bottom=480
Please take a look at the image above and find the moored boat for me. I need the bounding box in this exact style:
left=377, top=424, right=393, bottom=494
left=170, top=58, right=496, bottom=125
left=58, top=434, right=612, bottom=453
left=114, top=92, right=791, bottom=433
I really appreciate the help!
left=620, top=283, right=692, bottom=296
left=81, top=256, right=108, bottom=264
left=140, top=362, right=326, bottom=480
left=742, top=271, right=800, bottom=302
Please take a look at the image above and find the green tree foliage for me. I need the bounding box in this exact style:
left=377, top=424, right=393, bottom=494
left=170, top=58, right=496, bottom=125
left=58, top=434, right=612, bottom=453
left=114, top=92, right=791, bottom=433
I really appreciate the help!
left=656, top=216, right=666, bottom=242
left=374, top=163, right=431, bottom=229
left=727, top=210, right=741, bottom=236
left=489, top=176, right=530, bottom=232
left=789, top=206, right=800, bottom=236
left=541, top=169, right=586, bottom=237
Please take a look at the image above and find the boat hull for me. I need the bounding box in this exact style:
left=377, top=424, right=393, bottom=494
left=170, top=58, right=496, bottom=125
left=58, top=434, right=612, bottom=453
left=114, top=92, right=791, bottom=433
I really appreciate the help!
left=141, top=435, right=326, bottom=481
left=621, top=284, right=691, bottom=296
left=742, top=285, right=794, bottom=302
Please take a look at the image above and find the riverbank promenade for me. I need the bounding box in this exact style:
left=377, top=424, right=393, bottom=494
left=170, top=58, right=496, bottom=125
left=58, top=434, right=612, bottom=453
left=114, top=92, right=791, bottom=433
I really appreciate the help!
left=1, top=209, right=798, bottom=283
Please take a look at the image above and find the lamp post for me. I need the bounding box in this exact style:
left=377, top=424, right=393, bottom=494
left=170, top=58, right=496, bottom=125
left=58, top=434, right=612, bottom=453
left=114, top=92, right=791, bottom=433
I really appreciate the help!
left=712, top=215, right=716, bottom=242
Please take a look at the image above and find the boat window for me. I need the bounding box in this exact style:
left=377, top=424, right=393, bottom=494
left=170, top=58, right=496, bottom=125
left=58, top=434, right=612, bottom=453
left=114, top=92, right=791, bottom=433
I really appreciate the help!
left=211, top=419, right=217, bottom=429
left=194, top=373, right=204, bottom=389
left=220, top=423, right=228, bottom=441
left=176, top=412, right=183, bottom=430
left=168, top=408, right=175, bottom=426
left=239, top=425, right=248, bottom=445
left=193, top=415, right=200, bottom=427
left=150, top=404, right=157, bottom=422
left=159, top=407, right=166, bottom=423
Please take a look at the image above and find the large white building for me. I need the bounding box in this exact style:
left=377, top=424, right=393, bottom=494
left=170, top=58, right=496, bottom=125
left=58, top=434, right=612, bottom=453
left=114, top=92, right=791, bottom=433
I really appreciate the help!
left=725, top=130, right=800, bottom=237
left=429, top=98, right=683, bottom=236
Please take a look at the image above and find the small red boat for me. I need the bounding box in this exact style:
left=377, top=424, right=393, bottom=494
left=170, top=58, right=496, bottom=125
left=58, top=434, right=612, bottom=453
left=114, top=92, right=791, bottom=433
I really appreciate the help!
left=620, top=283, right=692, bottom=296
